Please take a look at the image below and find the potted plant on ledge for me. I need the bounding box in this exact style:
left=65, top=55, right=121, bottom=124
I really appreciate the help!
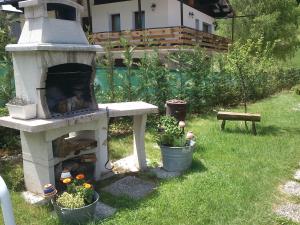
left=6, top=97, right=36, bottom=120
left=50, top=174, right=99, bottom=224
left=157, top=116, right=196, bottom=172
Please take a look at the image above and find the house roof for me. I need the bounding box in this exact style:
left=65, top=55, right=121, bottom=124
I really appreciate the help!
left=0, top=0, right=20, bottom=8
left=0, top=4, right=22, bottom=12
left=0, top=0, right=234, bottom=18
left=94, top=0, right=234, bottom=18
left=196, top=0, right=234, bottom=18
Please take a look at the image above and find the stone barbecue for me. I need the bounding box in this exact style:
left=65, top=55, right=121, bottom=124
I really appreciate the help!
left=1, top=0, right=108, bottom=195
left=6, top=0, right=100, bottom=119
left=0, top=0, right=158, bottom=199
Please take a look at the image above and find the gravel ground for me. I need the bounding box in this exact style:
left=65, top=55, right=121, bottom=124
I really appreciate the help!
left=282, top=181, right=300, bottom=197
left=276, top=203, right=300, bottom=223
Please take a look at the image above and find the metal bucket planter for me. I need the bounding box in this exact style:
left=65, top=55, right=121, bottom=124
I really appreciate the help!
left=160, top=142, right=196, bottom=172
left=52, top=192, right=99, bottom=225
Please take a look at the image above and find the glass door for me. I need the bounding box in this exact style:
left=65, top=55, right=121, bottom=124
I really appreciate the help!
left=111, top=14, right=121, bottom=32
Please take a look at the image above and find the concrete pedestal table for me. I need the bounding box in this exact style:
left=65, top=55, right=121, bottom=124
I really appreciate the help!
left=98, top=102, right=158, bottom=170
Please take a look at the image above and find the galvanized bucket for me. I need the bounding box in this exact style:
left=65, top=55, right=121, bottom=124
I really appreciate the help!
left=160, top=141, right=196, bottom=172
left=52, top=192, right=99, bottom=224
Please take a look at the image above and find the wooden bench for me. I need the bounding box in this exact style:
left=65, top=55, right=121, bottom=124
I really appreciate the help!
left=217, top=112, right=261, bottom=135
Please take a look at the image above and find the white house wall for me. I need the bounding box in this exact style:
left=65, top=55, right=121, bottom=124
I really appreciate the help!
left=90, top=0, right=215, bottom=33
left=168, top=0, right=215, bottom=32
left=91, top=0, right=169, bottom=33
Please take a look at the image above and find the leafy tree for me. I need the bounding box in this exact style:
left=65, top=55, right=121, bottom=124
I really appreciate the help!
left=225, top=38, right=276, bottom=114
left=120, top=37, right=136, bottom=101
left=137, top=50, right=171, bottom=112
left=218, top=0, right=300, bottom=59
left=0, top=12, right=16, bottom=106
left=99, top=40, right=118, bottom=102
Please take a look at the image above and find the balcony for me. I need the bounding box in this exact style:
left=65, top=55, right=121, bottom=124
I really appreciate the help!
left=92, top=26, right=230, bottom=52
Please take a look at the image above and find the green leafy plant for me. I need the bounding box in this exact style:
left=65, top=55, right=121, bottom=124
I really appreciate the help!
left=157, top=116, right=194, bottom=147
left=56, top=192, right=85, bottom=209
left=168, top=48, right=190, bottom=100
left=120, top=36, right=136, bottom=101
left=137, top=50, right=171, bottom=112
left=218, top=0, right=300, bottom=60
left=225, top=38, right=276, bottom=113
left=0, top=162, right=24, bottom=192
left=0, top=13, right=16, bottom=106
left=99, top=39, right=118, bottom=102
left=56, top=174, right=94, bottom=209
left=293, top=84, right=300, bottom=95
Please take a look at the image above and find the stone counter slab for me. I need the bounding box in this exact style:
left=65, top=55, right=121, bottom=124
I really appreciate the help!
left=0, top=110, right=107, bottom=133
left=98, top=101, right=158, bottom=117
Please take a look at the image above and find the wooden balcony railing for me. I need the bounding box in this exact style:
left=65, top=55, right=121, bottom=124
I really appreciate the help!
left=92, top=26, right=230, bottom=52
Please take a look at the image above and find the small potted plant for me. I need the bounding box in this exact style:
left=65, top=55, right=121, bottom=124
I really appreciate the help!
left=6, top=97, right=36, bottom=120
left=157, top=116, right=196, bottom=172
left=51, top=174, right=99, bottom=224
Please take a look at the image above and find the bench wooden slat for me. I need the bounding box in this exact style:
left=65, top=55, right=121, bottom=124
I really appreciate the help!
left=217, top=112, right=261, bottom=122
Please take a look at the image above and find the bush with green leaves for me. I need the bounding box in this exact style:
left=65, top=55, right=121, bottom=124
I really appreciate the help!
left=0, top=107, right=20, bottom=150
left=56, top=192, right=85, bottom=209
left=223, top=38, right=276, bottom=112
left=217, top=0, right=300, bottom=60
left=0, top=12, right=16, bottom=106
left=95, top=37, right=300, bottom=115
left=120, top=37, right=136, bottom=101
left=293, top=84, right=300, bottom=95
left=157, top=116, right=186, bottom=147
left=0, top=161, right=24, bottom=192
left=0, top=107, right=8, bottom=116
left=136, top=50, right=171, bottom=112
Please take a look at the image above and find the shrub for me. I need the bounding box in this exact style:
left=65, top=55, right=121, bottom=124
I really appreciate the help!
left=0, top=107, right=20, bottom=150
left=0, top=107, right=8, bottom=116
left=56, top=192, right=85, bottom=209
left=157, top=116, right=194, bottom=147
left=137, top=50, right=171, bottom=112
left=95, top=38, right=300, bottom=114
left=293, top=84, right=300, bottom=95
left=120, top=37, right=136, bottom=101
left=0, top=13, right=16, bottom=106
left=0, top=161, right=24, bottom=192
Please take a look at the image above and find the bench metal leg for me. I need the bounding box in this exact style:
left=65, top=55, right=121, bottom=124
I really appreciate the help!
left=252, top=122, right=257, bottom=135
left=221, top=120, right=226, bottom=130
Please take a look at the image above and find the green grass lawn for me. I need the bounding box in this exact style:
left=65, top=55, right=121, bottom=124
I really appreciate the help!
left=1, top=91, right=300, bottom=225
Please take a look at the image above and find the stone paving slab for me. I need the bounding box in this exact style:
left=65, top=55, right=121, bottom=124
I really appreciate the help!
left=292, top=104, right=300, bottom=111
left=22, top=191, right=49, bottom=205
left=101, top=176, right=156, bottom=200
left=112, top=156, right=140, bottom=174
left=282, top=181, right=300, bottom=197
left=294, top=170, right=300, bottom=181
left=94, top=202, right=117, bottom=220
left=275, top=203, right=300, bottom=223
left=150, top=167, right=181, bottom=179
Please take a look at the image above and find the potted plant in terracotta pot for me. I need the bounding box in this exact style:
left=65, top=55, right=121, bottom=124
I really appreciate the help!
left=157, top=116, right=196, bottom=172
left=6, top=97, right=36, bottom=120
left=50, top=174, right=99, bottom=224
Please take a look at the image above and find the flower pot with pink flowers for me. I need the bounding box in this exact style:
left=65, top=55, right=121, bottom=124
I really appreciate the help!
left=157, top=116, right=196, bottom=172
